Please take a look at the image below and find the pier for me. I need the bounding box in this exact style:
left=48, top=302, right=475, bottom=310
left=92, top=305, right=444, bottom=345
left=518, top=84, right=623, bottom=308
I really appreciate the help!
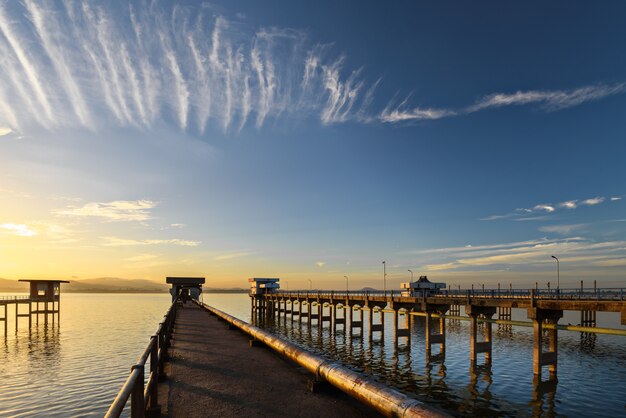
left=254, top=283, right=626, bottom=380
left=106, top=277, right=625, bottom=417
left=0, top=279, right=68, bottom=334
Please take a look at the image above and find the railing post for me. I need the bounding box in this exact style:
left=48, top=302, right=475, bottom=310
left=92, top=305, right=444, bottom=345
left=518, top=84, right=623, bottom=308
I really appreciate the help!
left=149, top=335, right=159, bottom=415
left=130, top=364, right=145, bottom=418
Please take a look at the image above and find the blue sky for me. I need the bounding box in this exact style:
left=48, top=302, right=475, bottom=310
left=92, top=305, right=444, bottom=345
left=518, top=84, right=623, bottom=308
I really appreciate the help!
left=0, top=1, right=625, bottom=289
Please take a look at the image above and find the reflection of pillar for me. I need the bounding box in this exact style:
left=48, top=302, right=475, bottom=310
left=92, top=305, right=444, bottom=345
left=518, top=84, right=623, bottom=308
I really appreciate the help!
left=425, top=311, right=446, bottom=358
left=298, top=300, right=303, bottom=322
left=528, top=308, right=563, bottom=379
left=466, top=306, right=496, bottom=365
left=368, top=307, right=373, bottom=341
left=393, top=309, right=399, bottom=348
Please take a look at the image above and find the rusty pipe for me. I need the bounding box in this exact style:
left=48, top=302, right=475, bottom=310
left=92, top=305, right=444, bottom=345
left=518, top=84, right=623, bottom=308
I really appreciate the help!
left=197, top=301, right=450, bottom=418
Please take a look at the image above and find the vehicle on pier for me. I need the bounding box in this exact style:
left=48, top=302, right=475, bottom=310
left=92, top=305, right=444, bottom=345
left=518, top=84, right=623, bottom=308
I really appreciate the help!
left=400, top=275, right=445, bottom=297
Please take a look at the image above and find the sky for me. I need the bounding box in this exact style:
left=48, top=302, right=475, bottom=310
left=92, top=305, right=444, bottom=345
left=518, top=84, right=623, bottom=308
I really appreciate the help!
left=0, top=1, right=625, bottom=290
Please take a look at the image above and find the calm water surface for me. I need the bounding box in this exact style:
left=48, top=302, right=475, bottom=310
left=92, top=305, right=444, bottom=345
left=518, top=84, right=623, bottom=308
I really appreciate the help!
left=1, top=292, right=625, bottom=417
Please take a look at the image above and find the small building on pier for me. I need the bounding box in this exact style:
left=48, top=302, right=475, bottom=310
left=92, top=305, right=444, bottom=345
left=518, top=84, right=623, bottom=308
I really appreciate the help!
left=18, top=279, right=69, bottom=301
left=249, top=278, right=280, bottom=295
left=166, top=277, right=205, bottom=302
left=400, top=275, right=445, bottom=297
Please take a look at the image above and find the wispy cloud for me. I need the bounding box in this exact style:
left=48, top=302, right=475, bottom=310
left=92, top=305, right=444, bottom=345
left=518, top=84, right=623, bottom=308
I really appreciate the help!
left=215, top=251, right=254, bottom=261
left=0, top=126, right=12, bottom=136
left=0, top=223, right=37, bottom=237
left=316, top=261, right=326, bottom=268
left=416, top=237, right=626, bottom=272
left=381, top=83, right=626, bottom=123
left=0, top=3, right=622, bottom=134
left=468, top=83, right=626, bottom=112
left=483, top=195, right=613, bottom=222
left=57, top=200, right=157, bottom=222
left=0, top=2, right=376, bottom=134
left=101, top=236, right=200, bottom=247
left=124, top=253, right=158, bottom=262
left=611, top=197, right=622, bottom=201
left=539, top=224, right=585, bottom=235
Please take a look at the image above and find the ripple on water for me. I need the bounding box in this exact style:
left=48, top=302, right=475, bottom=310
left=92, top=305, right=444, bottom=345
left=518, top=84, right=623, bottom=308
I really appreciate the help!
left=2, top=293, right=626, bottom=417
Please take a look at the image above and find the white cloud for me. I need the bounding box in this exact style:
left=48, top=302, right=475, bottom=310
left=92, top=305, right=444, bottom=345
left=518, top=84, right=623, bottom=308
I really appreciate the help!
left=0, top=223, right=37, bottom=237
left=559, top=200, right=577, bottom=209
left=533, top=204, right=555, bottom=213
left=611, top=197, right=622, bottom=201
left=0, top=126, right=12, bottom=136
left=315, top=261, right=326, bottom=268
left=57, top=200, right=157, bottom=222
left=169, top=223, right=186, bottom=229
left=101, top=236, right=200, bottom=247
left=379, top=107, right=455, bottom=123
left=581, top=197, right=605, bottom=206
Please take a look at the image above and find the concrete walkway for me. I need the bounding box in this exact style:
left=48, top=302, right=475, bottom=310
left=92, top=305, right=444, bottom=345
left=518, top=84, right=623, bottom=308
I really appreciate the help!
left=162, top=302, right=379, bottom=417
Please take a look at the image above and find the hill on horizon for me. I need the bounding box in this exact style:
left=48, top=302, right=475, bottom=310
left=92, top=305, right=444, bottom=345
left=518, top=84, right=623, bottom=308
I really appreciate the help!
left=0, top=277, right=247, bottom=293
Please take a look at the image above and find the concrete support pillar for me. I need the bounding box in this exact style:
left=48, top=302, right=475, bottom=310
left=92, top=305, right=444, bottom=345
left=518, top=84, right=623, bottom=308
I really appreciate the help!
left=425, top=312, right=446, bottom=358
left=528, top=308, right=563, bottom=379
left=298, top=300, right=303, bottom=322
left=466, top=305, right=497, bottom=365
left=347, top=305, right=353, bottom=334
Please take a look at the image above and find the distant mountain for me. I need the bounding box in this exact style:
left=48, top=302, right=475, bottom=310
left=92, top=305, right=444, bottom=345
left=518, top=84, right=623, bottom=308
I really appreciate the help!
left=0, top=277, right=247, bottom=293
left=0, top=278, right=28, bottom=293
left=66, top=277, right=170, bottom=293
left=0, top=277, right=168, bottom=293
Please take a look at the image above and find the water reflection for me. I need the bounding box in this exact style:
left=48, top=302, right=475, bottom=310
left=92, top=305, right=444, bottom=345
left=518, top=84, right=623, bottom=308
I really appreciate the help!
left=243, top=298, right=626, bottom=417
left=531, top=377, right=557, bottom=417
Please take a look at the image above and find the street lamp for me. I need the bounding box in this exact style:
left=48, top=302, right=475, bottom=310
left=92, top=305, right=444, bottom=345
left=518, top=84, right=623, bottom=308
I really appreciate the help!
left=308, top=279, right=312, bottom=290
left=344, top=275, right=349, bottom=293
left=408, top=269, right=413, bottom=284
left=551, top=255, right=560, bottom=291
left=382, top=261, right=386, bottom=292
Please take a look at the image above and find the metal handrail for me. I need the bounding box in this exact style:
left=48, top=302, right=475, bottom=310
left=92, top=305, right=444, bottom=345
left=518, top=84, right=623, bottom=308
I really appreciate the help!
left=0, top=295, right=30, bottom=301
left=105, top=297, right=178, bottom=418
left=195, top=300, right=450, bottom=418
left=269, top=287, right=625, bottom=301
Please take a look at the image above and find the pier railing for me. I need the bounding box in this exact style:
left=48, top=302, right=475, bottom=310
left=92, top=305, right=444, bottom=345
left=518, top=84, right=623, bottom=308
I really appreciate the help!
left=0, top=295, right=30, bottom=301
left=272, top=287, right=625, bottom=301
left=105, top=298, right=178, bottom=418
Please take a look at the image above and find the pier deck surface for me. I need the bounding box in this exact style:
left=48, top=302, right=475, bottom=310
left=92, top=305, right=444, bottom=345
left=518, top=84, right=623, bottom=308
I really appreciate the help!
left=163, top=302, right=379, bottom=418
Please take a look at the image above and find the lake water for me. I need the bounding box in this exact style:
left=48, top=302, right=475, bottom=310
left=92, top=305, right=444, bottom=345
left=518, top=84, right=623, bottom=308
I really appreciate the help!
left=1, top=293, right=625, bottom=417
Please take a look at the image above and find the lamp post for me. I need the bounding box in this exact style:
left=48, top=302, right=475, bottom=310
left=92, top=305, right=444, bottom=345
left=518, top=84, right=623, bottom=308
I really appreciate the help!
left=382, top=261, right=386, bottom=293
left=551, top=255, right=560, bottom=291
left=344, top=275, right=349, bottom=293
left=408, top=269, right=413, bottom=284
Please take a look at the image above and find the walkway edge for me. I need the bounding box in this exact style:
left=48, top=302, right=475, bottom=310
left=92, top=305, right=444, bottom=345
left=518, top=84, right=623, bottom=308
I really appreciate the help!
left=195, top=301, right=451, bottom=418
